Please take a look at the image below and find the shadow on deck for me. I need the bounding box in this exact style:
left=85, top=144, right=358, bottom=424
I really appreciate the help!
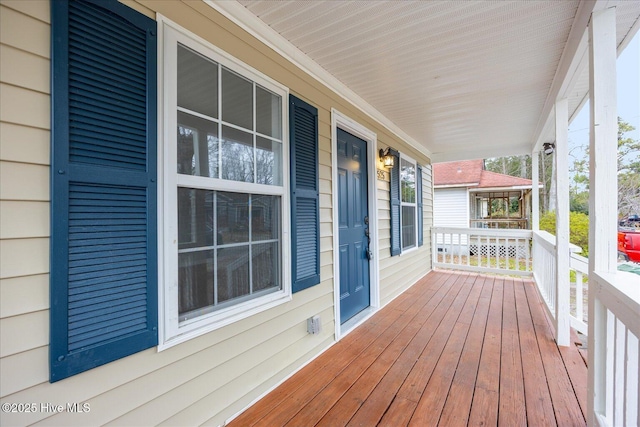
left=229, top=271, right=587, bottom=426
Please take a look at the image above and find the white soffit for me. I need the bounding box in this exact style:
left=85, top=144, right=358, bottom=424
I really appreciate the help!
left=216, top=0, right=640, bottom=162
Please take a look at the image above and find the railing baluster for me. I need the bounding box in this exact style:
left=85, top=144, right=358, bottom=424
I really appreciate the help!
left=576, top=271, right=583, bottom=322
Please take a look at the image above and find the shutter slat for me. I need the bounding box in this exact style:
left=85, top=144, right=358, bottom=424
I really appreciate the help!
left=390, top=153, right=401, bottom=256
left=290, top=96, right=320, bottom=292
left=417, top=166, right=424, bottom=247
left=50, top=0, right=157, bottom=382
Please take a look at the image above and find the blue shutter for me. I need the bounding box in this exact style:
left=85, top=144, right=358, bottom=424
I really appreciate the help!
left=50, top=0, right=157, bottom=382
left=417, top=165, right=424, bottom=247
left=289, top=95, right=320, bottom=292
left=389, top=152, right=401, bottom=256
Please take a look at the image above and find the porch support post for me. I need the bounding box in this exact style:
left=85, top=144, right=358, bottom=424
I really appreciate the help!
left=554, top=98, right=570, bottom=347
left=587, top=7, right=618, bottom=426
left=531, top=151, right=540, bottom=231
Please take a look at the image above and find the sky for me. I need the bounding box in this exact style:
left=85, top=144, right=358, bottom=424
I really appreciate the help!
left=568, top=30, right=640, bottom=166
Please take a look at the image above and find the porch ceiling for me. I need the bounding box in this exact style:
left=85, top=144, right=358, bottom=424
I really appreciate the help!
left=215, top=0, right=640, bottom=162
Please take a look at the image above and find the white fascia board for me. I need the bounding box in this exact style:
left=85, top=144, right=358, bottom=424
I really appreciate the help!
left=472, top=185, right=536, bottom=192
left=206, top=0, right=431, bottom=160
left=434, top=183, right=478, bottom=189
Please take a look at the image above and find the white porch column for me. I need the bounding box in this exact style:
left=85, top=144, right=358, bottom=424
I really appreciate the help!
left=587, top=7, right=618, bottom=426
left=555, top=98, right=570, bottom=347
left=531, top=151, right=540, bottom=231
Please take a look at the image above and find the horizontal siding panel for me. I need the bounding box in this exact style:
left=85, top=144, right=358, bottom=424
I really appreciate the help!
left=0, top=201, right=49, bottom=239
left=0, top=123, right=49, bottom=165
left=320, top=222, right=332, bottom=238
left=0, top=5, right=50, bottom=58
left=0, top=346, right=48, bottom=397
left=0, top=161, right=49, bottom=201
left=320, top=250, right=332, bottom=267
left=0, top=310, right=48, bottom=357
left=0, top=44, right=50, bottom=93
left=319, top=178, right=331, bottom=195
left=155, top=310, right=335, bottom=427
left=319, top=193, right=332, bottom=208
left=0, top=274, right=49, bottom=319
left=319, top=164, right=331, bottom=181
left=0, top=238, right=48, bottom=279
left=0, top=84, right=50, bottom=129
left=1, top=0, right=50, bottom=23
left=50, top=298, right=334, bottom=426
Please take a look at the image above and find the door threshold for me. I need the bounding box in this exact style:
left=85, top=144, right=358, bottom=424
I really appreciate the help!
left=340, top=306, right=376, bottom=338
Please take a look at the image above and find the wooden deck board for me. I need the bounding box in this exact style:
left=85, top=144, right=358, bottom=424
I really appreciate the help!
left=228, top=271, right=587, bottom=427
left=438, top=276, right=493, bottom=427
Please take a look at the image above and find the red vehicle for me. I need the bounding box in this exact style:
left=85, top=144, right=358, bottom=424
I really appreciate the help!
left=618, top=228, right=640, bottom=262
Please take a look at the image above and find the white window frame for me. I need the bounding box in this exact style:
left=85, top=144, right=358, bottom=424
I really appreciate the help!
left=158, top=18, right=290, bottom=349
left=399, top=153, right=418, bottom=253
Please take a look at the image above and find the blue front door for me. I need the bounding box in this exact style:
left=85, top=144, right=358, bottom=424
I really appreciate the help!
left=337, top=129, right=371, bottom=323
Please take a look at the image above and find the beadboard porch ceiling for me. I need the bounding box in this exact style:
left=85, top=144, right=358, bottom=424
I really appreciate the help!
left=213, top=0, right=640, bottom=162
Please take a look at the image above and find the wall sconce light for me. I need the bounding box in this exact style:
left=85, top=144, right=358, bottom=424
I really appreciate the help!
left=543, top=142, right=555, bottom=155
left=379, top=147, right=396, bottom=168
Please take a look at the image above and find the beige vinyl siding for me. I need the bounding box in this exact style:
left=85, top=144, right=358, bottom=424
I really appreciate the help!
left=0, top=1, right=432, bottom=425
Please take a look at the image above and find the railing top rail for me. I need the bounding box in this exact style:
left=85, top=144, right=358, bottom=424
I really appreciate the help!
left=570, top=252, right=589, bottom=274
left=432, top=227, right=532, bottom=239
left=593, top=270, right=640, bottom=337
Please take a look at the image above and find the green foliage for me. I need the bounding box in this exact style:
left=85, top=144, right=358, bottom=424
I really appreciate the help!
left=539, top=211, right=590, bottom=257
left=569, top=190, right=589, bottom=215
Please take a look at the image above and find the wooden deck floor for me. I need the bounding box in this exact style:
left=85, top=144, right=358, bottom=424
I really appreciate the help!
left=229, top=271, right=587, bottom=426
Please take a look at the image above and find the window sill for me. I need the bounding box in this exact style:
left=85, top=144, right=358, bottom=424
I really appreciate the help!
left=159, top=291, right=291, bottom=351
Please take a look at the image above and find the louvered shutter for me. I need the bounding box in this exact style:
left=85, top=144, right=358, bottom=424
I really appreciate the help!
left=389, top=153, right=401, bottom=256
left=289, top=96, right=320, bottom=292
left=50, top=0, right=157, bottom=382
left=417, top=165, right=424, bottom=247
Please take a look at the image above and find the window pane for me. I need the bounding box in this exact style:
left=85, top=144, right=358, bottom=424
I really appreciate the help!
left=251, top=195, right=280, bottom=241
left=217, top=192, right=249, bottom=244
left=256, top=86, right=281, bottom=139
left=252, top=242, right=280, bottom=292
left=221, top=126, right=254, bottom=183
left=178, top=188, right=213, bottom=250
left=177, top=112, right=218, bottom=177
left=401, top=159, right=415, bottom=203
left=256, top=137, right=282, bottom=185
left=179, top=250, right=214, bottom=317
left=217, top=246, right=250, bottom=303
left=222, top=67, right=252, bottom=130
left=177, top=45, right=218, bottom=118
left=402, top=206, right=416, bottom=249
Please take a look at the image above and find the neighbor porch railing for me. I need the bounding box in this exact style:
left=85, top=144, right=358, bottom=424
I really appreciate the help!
left=469, top=218, right=529, bottom=229
left=432, top=227, right=532, bottom=276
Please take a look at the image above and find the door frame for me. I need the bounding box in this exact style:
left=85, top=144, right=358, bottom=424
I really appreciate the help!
left=331, top=109, right=380, bottom=340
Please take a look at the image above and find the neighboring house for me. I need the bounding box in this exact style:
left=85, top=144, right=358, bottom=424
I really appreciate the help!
left=433, top=159, right=535, bottom=230
left=0, top=1, right=432, bottom=425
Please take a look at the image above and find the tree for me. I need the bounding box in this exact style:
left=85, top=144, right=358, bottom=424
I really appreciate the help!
left=570, top=118, right=640, bottom=217
left=539, top=210, right=590, bottom=256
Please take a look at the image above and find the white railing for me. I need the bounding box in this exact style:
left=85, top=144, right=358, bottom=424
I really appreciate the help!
left=570, top=252, right=588, bottom=335
left=532, top=231, right=557, bottom=320
left=432, top=227, right=532, bottom=276
left=589, top=271, right=640, bottom=427
left=532, top=230, right=589, bottom=340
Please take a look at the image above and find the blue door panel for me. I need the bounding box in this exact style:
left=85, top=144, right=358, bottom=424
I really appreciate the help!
left=337, top=128, right=370, bottom=323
